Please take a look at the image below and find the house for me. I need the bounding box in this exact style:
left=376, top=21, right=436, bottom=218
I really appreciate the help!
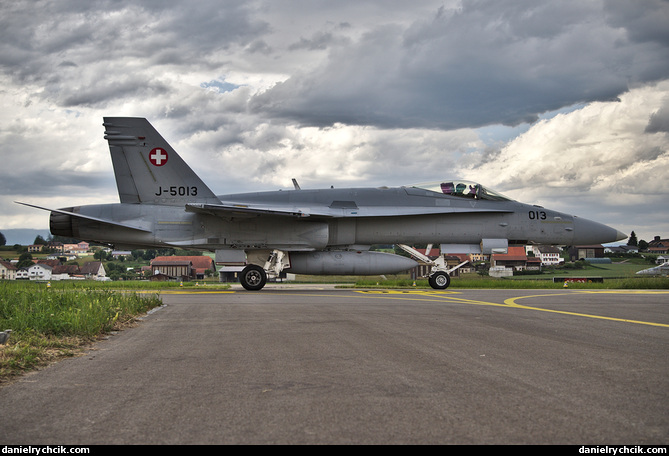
left=151, top=256, right=216, bottom=280
left=80, top=261, right=107, bottom=280
left=36, top=259, right=61, bottom=269
left=27, top=244, right=44, bottom=253
left=63, top=242, right=90, bottom=254
left=51, top=264, right=82, bottom=281
left=48, top=242, right=64, bottom=253
left=492, top=246, right=528, bottom=271
left=0, top=261, right=17, bottom=280
left=529, top=245, right=564, bottom=266
left=568, top=245, right=605, bottom=262
left=17, top=263, right=53, bottom=280
left=150, top=258, right=192, bottom=280
left=647, top=236, right=669, bottom=254
left=526, top=256, right=542, bottom=271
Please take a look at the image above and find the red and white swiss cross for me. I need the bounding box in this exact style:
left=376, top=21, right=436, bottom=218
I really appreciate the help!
left=149, top=148, right=168, bottom=166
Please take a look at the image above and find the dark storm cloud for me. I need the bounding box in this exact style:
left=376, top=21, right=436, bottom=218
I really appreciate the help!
left=0, top=0, right=269, bottom=108
left=250, top=0, right=669, bottom=130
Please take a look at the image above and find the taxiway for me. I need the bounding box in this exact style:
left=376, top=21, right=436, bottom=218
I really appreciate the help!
left=1, top=287, right=667, bottom=444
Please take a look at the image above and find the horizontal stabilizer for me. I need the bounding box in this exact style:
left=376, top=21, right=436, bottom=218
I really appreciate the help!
left=15, top=202, right=151, bottom=232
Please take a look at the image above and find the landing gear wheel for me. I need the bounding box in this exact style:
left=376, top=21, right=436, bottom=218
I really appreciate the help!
left=428, top=271, right=450, bottom=290
left=240, top=265, right=267, bottom=291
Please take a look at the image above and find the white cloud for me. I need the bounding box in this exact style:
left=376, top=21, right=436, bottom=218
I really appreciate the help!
left=461, top=81, right=669, bottom=241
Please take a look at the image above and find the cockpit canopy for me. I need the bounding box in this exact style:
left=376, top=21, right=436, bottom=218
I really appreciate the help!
left=408, top=180, right=513, bottom=201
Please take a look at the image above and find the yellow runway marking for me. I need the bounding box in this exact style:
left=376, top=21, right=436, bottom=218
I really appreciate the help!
left=503, top=291, right=669, bottom=328
left=159, top=288, right=668, bottom=328
left=354, top=289, right=669, bottom=328
left=354, top=289, right=525, bottom=308
left=141, top=290, right=236, bottom=294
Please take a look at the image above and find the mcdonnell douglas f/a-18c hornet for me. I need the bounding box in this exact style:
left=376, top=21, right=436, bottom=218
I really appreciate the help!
left=18, top=117, right=626, bottom=290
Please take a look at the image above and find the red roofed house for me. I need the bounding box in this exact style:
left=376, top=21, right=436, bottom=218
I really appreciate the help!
left=492, top=246, right=528, bottom=271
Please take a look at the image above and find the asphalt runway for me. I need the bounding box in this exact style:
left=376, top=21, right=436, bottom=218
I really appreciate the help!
left=1, top=286, right=667, bottom=445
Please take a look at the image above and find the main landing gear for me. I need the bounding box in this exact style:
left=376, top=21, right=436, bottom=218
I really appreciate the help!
left=239, top=264, right=266, bottom=291
left=428, top=270, right=451, bottom=290
left=239, top=250, right=287, bottom=291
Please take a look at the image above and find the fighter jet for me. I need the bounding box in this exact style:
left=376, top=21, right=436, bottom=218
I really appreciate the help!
left=635, top=262, right=669, bottom=276
left=17, top=117, right=626, bottom=290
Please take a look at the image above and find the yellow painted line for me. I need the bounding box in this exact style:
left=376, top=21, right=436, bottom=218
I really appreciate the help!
left=354, top=290, right=515, bottom=308
left=358, top=290, right=669, bottom=327
left=504, top=292, right=669, bottom=328
left=138, top=289, right=235, bottom=294
left=155, top=288, right=669, bottom=327
left=356, top=290, right=460, bottom=295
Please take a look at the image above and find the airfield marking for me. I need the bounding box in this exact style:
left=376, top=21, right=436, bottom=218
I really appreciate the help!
left=142, top=290, right=236, bottom=294
left=503, top=291, right=669, bottom=328
left=149, top=288, right=669, bottom=328
left=354, top=289, right=523, bottom=308
left=355, top=289, right=669, bottom=327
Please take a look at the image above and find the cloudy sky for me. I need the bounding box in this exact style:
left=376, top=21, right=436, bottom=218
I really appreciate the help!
left=1, top=0, right=668, bottom=244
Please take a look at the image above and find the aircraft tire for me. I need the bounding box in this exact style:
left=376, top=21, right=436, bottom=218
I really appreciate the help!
left=240, top=265, right=267, bottom=291
left=429, top=271, right=450, bottom=290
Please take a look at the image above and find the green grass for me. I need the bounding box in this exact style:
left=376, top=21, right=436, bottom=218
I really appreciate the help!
left=0, top=281, right=163, bottom=383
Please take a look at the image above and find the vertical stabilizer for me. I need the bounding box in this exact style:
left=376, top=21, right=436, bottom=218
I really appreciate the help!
left=103, top=117, right=219, bottom=206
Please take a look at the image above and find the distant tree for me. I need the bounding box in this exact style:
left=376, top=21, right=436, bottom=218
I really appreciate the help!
left=0, top=231, right=5, bottom=246
left=33, top=235, right=48, bottom=245
left=638, top=239, right=649, bottom=251
left=627, top=231, right=638, bottom=247
left=16, top=253, right=34, bottom=269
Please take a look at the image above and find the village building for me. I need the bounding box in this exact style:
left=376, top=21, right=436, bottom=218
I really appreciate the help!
left=492, top=246, right=528, bottom=271
left=17, top=263, right=53, bottom=280
left=528, top=245, right=564, bottom=266
left=647, top=236, right=669, bottom=254
left=63, top=242, right=90, bottom=254
left=80, top=261, right=107, bottom=280
left=0, top=261, right=17, bottom=280
left=567, top=245, right=606, bottom=261
left=151, top=256, right=216, bottom=281
left=51, top=265, right=82, bottom=281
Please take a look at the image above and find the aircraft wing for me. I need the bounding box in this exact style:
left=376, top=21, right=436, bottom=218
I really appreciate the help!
left=185, top=202, right=512, bottom=218
left=15, top=202, right=152, bottom=232
left=185, top=203, right=327, bottom=218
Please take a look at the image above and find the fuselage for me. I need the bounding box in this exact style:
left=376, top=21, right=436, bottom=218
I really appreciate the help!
left=50, top=186, right=624, bottom=251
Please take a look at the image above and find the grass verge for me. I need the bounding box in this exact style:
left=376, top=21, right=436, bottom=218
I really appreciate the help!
left=0, top=281, right=162, bottom=384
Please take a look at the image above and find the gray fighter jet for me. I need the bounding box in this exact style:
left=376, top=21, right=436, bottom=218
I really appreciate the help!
left=18, top=117, right=626, bottom=290
left=635, top=262, right=669, bottom=276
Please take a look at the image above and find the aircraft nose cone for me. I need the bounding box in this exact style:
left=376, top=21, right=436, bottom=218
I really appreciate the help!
left=615, top=229, right=627, bottom=242
left=572, top=217, right=627, bottom=245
